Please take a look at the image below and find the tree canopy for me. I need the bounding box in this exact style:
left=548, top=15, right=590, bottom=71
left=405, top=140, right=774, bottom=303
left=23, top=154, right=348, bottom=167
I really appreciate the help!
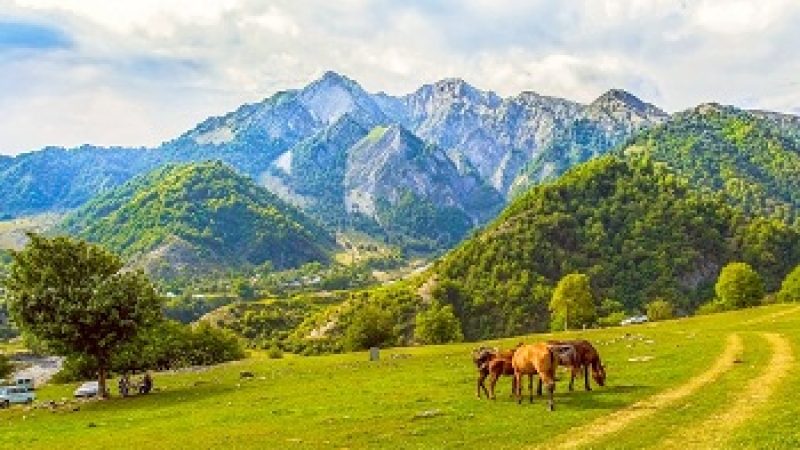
left=4, top=234, right=163, bottom=396
left=715, top=262, right=765, bottom=309
left=550, top=273, right=596, bottom=330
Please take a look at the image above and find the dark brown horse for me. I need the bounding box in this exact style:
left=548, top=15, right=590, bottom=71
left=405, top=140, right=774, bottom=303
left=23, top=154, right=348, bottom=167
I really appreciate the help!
left=547, top=339, right=606, bottom=391
left=472, top=347, right=517, bottom=399
left=512, top=342, right=558, bottom=411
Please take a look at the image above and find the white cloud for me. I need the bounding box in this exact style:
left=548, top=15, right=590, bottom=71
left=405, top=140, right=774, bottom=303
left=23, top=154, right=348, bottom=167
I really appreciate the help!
left=0, top=0, right=798, bottom=154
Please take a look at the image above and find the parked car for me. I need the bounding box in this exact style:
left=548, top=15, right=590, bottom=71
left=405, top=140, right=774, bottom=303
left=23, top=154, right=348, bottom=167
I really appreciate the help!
left=0, top=386, right=36, bottom=408
left=74, top=381, right=100, bottom=398
left=620, top=315, right=649, bottom=326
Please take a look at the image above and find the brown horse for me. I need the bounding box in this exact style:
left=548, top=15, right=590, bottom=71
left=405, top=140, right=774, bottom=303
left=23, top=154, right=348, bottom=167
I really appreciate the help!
left=512, top=342, right=557, bottom=410
left=547, top=339, right=606, bottom=391
left=472, top=347, right=517, bottom=399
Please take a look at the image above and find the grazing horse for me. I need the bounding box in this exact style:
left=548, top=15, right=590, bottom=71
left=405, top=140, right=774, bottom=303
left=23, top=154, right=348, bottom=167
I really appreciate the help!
left=512, top=343, right=557, bottom=411
left=547, top=339, right=606, bottom=391
left=472, top=347, right=517, bottom=399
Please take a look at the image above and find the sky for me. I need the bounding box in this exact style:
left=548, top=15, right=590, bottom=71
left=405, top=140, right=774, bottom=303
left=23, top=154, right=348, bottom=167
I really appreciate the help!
left=0, top=0, right=798, bottom=155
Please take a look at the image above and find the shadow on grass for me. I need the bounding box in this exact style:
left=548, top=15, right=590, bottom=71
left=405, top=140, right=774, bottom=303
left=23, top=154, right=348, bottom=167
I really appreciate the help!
left=66, top=382, right=240, bottom=414
left=499, top=384, right=649, bottom=410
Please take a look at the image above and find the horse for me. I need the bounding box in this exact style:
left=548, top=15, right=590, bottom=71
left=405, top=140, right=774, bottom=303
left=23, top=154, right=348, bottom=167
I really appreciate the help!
left=546, top=339, right=606, bottom=391
left=512, top=342, right=558, bottom=411
left=472, top=347, right=517, bottom=399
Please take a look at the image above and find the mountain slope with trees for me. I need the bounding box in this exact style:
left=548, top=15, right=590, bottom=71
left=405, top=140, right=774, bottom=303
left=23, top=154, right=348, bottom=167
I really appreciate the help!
left=621, top=104, right=800, bottom=223
left=425, top=155, right=800, bottom=339
left=61, top=161, right=336, bottom=278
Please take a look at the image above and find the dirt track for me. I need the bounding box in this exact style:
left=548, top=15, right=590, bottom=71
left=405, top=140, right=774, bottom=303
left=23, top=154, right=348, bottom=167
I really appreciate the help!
left=654, top=333, right=794, bottom=449
left=538, top=333, right=744, bottom=450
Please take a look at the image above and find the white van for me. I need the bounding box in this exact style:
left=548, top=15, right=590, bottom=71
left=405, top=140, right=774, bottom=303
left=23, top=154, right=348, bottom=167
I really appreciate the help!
left=14, top=376, right=34, bottom=391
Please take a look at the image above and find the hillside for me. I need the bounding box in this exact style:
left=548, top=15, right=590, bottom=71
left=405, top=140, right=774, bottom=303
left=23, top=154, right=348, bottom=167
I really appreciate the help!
left=3, top=304, right=800, bottom=448
left=426, top=156, right=800, bottom=339
left=61, top=161, right=336, bottom=278
left=622, top=104, right=800, bottom=222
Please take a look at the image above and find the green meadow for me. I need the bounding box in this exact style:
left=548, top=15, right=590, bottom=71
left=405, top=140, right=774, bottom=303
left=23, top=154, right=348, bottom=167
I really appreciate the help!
left=2, top=304, right=799, bottom=449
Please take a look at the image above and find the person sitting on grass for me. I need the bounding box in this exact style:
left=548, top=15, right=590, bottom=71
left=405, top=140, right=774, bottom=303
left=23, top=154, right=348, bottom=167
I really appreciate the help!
left=139, top=372, right=153, bottom=394
left=118, top=373, right=130, bottom=397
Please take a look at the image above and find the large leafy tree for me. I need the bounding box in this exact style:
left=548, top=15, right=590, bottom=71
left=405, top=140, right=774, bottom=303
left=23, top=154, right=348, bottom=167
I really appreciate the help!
left=4, top=234, right=162, bottom=397
left=778, top=265, right=800, bottom=303
left=715, top=262, right=764, bottom=309
left=549, top=273, right=596, bottom=330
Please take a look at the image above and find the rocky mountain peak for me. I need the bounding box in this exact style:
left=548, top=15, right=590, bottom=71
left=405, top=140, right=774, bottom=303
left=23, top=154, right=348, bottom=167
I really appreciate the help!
left=589, top=88, right=668, bottom=124
left=298, top=71, right=386, bottom=126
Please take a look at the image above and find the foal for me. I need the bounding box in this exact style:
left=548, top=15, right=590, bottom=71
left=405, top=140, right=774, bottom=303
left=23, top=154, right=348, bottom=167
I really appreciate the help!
left=473, top=347, right=516, bottom=399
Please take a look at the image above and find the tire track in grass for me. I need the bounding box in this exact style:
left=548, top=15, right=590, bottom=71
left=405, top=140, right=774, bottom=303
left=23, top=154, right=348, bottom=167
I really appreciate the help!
left=539, top=333, right=743, bottom=450
left=654, top=333, right=794, bottom=449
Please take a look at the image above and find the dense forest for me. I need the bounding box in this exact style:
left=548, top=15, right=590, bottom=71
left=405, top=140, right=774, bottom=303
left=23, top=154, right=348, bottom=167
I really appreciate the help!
left=60, top=161, right=336, bottom=278
left=426, top=155, right=800, bottom=340
left=622, top=105, right=800, bottom=223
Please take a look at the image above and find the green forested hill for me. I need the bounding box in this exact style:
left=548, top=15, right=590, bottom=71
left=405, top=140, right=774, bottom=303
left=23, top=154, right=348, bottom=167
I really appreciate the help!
left=427, top=155, right=800, bottom=340
left=623, top=104, right=800, bottom=222
left=61, top=161, right=336, bottom=278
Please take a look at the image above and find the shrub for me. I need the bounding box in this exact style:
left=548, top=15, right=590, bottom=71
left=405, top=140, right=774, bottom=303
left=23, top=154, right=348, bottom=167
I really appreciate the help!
left=343, top=304, right=396, bottom=351
left=647, top=299, right=675, bottom=321
left=715, top=262, right=764, bottom=309
left=414, top=302, right=464, bottom=344
left=267, top=345, right=284, bottom=359
left=695, top=299, right=728, bottom=316
left=598, top=311, right=627, bottom=327
left=777, top=265, right=800, bottom=303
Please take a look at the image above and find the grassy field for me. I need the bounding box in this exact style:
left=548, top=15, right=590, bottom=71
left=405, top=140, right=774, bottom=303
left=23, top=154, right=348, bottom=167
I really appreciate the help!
left=1, top=304, right=799, bottom=449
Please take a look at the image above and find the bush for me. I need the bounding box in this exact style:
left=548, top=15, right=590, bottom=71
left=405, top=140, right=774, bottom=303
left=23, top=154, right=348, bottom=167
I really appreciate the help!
left=598, top=311, right=626, bottom=327
left=343, top=304, right=396, bottom=351
left=715, top=262, right=764, bottom=309
left=777, top=265, right=800, bottom=303
left=646, top=299, right=675, bottom=321
left=414, top=301, right=464, bottom=344
left=695, top=299, right=728, bottom=316
left=267, top=345, right=284, bottom=359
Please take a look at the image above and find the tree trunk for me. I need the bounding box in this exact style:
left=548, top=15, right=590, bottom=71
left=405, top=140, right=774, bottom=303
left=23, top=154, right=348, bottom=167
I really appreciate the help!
left=98, top=366, right=108, bottom=399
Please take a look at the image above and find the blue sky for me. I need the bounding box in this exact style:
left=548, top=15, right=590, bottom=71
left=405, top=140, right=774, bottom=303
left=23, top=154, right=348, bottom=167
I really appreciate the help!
left=0, top=0, right=798, bottom=155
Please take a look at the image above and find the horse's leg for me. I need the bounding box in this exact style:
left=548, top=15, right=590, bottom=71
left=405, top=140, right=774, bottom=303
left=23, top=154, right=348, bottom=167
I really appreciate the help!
left=547, top=381, right=555, bottom=411
left=489, top=372, right=498, bottom=400
left=529, top=374, right=534, bottom=403
left=537, top=377, right=543, bottom=396
left=510, top=375, right=516, bottom=398
left=515, top=373, right=523, bottom=404
left=568, top=366, right=576, bottom=391
left=477, top=371, right=488, bottom=399
left=584, top=365, right=592, bottom=391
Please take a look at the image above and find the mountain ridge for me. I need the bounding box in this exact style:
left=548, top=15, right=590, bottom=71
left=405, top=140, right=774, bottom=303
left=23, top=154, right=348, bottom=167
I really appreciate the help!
left=3, top=71, right=798, bottom=252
